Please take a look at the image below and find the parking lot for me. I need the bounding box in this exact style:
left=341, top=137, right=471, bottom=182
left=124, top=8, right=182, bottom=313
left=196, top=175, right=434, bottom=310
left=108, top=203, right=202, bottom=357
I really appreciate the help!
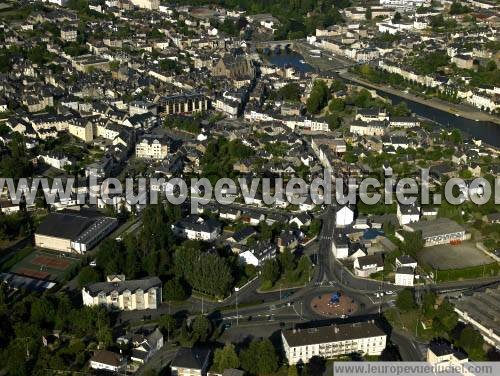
left=418, top=241, right=494, bottom=270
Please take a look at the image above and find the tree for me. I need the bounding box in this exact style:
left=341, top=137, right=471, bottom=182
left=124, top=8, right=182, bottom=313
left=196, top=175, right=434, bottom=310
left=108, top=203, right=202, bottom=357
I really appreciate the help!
left=392, top=12, right=402, bottom=23
left=159, top=314, right=176, bottom=339
left=279, top=249, right=296, bottom=274
left=30, top=298, right=55, bottom=328
left=77, top=266, right=100, bottom=288
left=261, top=259, right=280, bottom=285
left=163, top=278, right=189, bottom=301
left=433, top=300, right=458, bottom=334
left=306, top=80, right=329, bottom=114
left=305, top=356, right=326, bottom=376
left=278, top=83, right=301, bottom=102
left=401, top=231, right=424, bottom=258
left=240, top=339, right=278, bottom=375
left=213, top=343, right=240, bottom=372
left=288, top=365, right=299, bottom=376
left=191, top=315, right=212, bottom=343
left=458, top=325, right=485, bottom=360
left=422, top=291, right=437, bottom=318
left=307, top=218, right=322, bottom=237
left=328, top=98, right=345, bottom=112
left=450, top=1, right=470, bottom=15
left=295, top=255, right=312, bottom=282
left=396, top=288, right=416, bottom=312
left=365, top=6, right=372, bottom=20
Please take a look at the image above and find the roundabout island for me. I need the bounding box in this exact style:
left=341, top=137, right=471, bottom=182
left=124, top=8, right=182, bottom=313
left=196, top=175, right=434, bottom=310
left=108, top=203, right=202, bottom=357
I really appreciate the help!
left=309, top=291, right=358, bottom=318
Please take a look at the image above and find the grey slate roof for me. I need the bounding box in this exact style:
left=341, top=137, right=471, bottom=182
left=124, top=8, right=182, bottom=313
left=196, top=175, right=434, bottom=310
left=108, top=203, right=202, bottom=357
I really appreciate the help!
left=282, top=321, right=385, bottom=347
left=84, top=277, right=161, bottom=297
left=171, top=347, right=210, bottom=370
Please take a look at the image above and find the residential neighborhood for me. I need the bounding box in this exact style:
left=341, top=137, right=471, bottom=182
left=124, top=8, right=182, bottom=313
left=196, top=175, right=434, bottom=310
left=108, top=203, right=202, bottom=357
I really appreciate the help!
left=0, top=0, right=499, bottom=375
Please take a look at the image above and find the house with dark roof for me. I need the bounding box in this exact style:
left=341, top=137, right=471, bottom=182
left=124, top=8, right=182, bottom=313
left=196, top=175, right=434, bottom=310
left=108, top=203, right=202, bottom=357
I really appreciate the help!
left=171, top=347, right=211, bottom=376
left=89, top=350, right=126, bottom=372
left=130, top=327, right=164, bottom=364
left=427, top=340, right=468, bottom=366
left=238, top=241, right=277, bottom=267
left=353, top=254, right=384, bottom=277
left=172, top=215, right=221, bottom=241
left=227, top=227, right=257, bottom=245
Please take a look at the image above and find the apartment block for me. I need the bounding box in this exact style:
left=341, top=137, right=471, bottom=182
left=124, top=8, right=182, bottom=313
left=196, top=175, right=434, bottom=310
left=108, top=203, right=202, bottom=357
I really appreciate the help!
left=282, top=321, right=387, bottom=365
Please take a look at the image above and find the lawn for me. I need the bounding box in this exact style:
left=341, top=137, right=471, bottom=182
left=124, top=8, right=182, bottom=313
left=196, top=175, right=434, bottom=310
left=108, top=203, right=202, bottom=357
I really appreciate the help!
left=384, top=307, right=435, bottom=341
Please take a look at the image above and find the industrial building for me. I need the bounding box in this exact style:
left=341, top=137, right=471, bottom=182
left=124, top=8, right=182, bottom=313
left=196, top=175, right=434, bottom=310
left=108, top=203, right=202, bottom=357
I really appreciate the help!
left=398, top=218, right=468, bottom=247
left=454, top=286, right=500, bottom=349
left=34, top=210, right=118, bottom=254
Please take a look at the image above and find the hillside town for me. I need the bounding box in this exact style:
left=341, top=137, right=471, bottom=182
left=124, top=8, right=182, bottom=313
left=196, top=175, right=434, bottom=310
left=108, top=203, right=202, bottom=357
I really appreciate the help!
left=0, top=0, right=499, bottom=375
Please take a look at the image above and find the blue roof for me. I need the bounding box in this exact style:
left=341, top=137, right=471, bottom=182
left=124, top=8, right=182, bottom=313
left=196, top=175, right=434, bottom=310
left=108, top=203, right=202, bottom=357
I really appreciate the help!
left=363, top=229, right=383, bottom=240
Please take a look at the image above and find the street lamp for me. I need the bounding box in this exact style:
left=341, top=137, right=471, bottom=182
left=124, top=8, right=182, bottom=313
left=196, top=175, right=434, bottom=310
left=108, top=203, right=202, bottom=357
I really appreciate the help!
left=235, top=287, right=239, bottom=326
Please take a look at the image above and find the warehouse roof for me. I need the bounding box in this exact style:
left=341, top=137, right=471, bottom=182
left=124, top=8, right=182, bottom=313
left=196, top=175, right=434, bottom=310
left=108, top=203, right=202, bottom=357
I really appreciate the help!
left=404, top=218, right=464, bottom=239
left=36, top=212, right=94, bottom=240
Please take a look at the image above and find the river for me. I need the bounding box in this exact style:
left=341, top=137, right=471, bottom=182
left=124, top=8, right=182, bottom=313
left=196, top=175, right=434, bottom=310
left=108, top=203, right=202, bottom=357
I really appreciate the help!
left=267, top=52, right=500, bottom=147
left=265, top=51, right=314, bottom=73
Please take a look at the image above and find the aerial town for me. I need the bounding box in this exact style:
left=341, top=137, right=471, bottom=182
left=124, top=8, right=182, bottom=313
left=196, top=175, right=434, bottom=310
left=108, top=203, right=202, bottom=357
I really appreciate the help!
left=0, top=0, right=499, bottom=375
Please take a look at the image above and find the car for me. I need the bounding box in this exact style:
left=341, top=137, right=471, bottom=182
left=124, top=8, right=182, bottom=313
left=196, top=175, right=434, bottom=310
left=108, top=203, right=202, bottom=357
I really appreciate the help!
left=89, top=260, right=97, bottom=267
left=222, top=323, right=232, bottom=330
left=386, top=290, right=394, bottom=295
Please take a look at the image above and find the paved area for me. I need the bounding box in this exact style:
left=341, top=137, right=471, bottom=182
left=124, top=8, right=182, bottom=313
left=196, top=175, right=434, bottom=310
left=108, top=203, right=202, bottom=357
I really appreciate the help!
left=310, top=292, right=358, bottom=318
left=419, top=241, right=494, bottom=270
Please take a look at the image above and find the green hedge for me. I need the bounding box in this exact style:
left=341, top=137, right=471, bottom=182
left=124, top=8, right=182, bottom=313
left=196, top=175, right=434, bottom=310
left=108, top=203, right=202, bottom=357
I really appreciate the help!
left=436, top=263, right=500, bottom=282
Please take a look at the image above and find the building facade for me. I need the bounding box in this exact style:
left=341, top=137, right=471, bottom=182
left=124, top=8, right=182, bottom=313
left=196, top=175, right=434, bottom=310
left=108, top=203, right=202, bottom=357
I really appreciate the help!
left=136, top=136, right=169, bottom=160
left=82, top=276, right=162, bottom=311
left=282, top=321, right=387, bottom=365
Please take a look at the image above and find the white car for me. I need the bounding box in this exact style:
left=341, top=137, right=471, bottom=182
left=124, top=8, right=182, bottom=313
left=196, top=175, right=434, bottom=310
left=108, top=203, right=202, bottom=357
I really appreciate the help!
left=385, top=290, right=394, bottom=295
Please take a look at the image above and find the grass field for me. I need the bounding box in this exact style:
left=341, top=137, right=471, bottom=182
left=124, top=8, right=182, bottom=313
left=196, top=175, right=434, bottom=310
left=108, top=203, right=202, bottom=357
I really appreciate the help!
left=8, top=249, right=80, bottom=282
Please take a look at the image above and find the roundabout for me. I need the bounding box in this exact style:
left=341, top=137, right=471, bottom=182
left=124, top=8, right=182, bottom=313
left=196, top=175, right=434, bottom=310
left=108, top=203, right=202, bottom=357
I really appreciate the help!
left=309, top=291, right=358, bottom=318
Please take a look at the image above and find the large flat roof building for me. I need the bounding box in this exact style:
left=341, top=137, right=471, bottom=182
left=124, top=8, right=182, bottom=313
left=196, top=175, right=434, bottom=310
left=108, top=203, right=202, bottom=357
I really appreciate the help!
left=399, top=218, right=467, bottom=247
left=454, top=286, right=500, bottom=349
left=282, top=321, right=387, bottom=365
left=35, top=210, right=118, bottom=254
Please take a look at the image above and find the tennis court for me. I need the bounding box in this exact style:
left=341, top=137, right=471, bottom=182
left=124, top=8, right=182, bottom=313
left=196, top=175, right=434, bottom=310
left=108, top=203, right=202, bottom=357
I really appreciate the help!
left=9, top=250, right=80, bottom=282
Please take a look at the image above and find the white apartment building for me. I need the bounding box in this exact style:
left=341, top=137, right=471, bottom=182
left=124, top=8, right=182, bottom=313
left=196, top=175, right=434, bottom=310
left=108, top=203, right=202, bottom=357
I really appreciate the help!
left=282, top=321, right=387, bottom=365
left=395, top=267, right=415, bottom=286
left=172, top=215, right=221, bottom=242
left=136, top=137, right=170, bottom=160
left=130, top=0, right=159, bottom=10
left=380, top=0, right=430, bottom=10
left=350, top=120, right=386, bottom=136
left=82, top=276, right=162, bottom=311
left=427, top=341, right=469, bottom=366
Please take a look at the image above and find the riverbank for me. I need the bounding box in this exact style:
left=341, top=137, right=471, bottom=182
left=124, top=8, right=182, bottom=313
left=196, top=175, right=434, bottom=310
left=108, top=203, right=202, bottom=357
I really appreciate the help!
left=340, top=71, right=500, bottom=126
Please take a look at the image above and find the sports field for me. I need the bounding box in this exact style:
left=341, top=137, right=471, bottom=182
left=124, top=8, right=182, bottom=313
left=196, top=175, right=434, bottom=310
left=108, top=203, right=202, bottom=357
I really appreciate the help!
left=9, top=249, right=80, bottom=281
